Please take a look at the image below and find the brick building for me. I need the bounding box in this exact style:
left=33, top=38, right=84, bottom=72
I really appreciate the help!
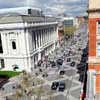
left=87, top=0, right=100, bottom=99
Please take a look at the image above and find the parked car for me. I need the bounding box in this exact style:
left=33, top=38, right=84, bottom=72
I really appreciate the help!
left=80, top=58, right=87, bottom=63
left=83, top=49, right=88, bottom=54
left=58, top=81, right=66, bottom=92
left=56, top=59, right=63, bottom=65
left=50, top=61, right=56, bottom=67
left=83, top=48, right=87, bottom=52
left=79, top=72, right=85, bottom=82
left=70, top=61, right=76, bottom=67
left=82, top=52, right=88, bottom=57
left=77, top=66, right=86, bottom=73
left=59, top=70, right=65, bottom=75
left=77, top=64, right=85, bottom=69
left=51, top=82, right=59, bottom=90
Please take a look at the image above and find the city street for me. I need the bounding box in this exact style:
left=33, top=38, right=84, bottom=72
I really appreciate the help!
left=33, top=23, right=88, bottom=100
left=44, top=23, right=88, bottom=100
left=0, top=23, right=88, bottom=100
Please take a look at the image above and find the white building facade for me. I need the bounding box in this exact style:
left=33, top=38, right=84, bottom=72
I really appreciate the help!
left=0, top=10, right=58, bottom=72
left=62, top=17, right=78, bottom=27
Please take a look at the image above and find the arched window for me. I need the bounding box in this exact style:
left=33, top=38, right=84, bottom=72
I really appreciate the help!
left=12, top=41, right=16, bottom=49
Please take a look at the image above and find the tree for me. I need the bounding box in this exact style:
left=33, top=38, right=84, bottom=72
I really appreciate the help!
left=14, top=70, right=45, bottom=100
left=32, top=86, right=45, bottom=100
left=15, top=70, right=32, bottom=100
left=64, top=26, right=76, bottom=36
left=15, top=88, right=23, bottom=100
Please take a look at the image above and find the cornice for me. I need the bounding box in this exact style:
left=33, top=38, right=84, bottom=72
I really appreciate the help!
left=87, top=9, right=100, bottom=13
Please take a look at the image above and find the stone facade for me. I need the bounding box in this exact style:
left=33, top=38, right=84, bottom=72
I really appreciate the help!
left=0, top=15, right=58, bottom=72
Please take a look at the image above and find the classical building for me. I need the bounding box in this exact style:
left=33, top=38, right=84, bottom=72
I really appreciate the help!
left=63, top=17, right=77, bottom=27
left=0, top=7, right=58, bottom=72
left=87, top=0, right=100, bottom=99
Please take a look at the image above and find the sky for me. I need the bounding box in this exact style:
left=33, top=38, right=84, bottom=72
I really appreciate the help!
left=0, top=0, right=88, bottom=16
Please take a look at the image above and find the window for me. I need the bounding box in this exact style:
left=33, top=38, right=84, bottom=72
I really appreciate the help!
left=32, top=31, right=36, bottom=49
left=12, top=41, right=16, bottom=49
left=87, top=70, right=96, bottom=97
left=40, top=30, right=42, bottom=46
left=28, top=9, right=31, bottom=14
left=98, top=22, right=100, bottom=33
left=97, top=43, right=100, bottom=56
left=64, top=20, right=73, bottom=26
left=0, top=34, right=3, bottom=53
left=1, top=59, right=5, bottom=68
left=36, top=31, right=39, bottom=47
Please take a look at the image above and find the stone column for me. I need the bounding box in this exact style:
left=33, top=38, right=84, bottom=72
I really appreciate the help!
left=86, top=70, right=96, bottom=100
left=25, top=29, right=32, bottom=72
left=38, top=52, right=41, bottom=61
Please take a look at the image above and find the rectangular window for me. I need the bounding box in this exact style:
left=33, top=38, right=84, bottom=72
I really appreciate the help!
left=1, top=59, right=5, bottom=68
left=98, top=22, right=100, bottom=33
left=0, top=34, right=3, bottom=53
left=33, top=31, right=36, bottom=49
left=97, top=43, right=100, bottom=56
left=87, top=70, right=96, bottom=97
left=36, top=31, right=39, bottom=48
left=28, top=9, right=31, bottom=14
left=12, top=41, right=16, bottom=50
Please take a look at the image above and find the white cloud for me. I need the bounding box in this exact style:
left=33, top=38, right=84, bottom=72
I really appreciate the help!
left=0, top=0, right=87, bottom=16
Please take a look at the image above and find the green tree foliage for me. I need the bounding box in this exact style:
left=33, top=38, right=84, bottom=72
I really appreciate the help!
left=0, top=71, right=21, bottom=78
left=64, top=26, right=76, bottom=36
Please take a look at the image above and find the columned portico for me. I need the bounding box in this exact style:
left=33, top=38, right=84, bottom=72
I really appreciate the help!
left=0, top=13, right=58, bottom=71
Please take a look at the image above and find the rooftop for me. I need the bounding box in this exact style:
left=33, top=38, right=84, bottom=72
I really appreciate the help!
left=0, top=14, right=57, bottom=24
left=0, top=7, right=57, bottom=24
left=0, top=7, right=42, bottom=16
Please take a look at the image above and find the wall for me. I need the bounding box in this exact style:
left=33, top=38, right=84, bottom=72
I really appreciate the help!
left=0, top=25, right=29, bottom=70
left=89, top=17, right=100, bottom=93
left=0, top=21, right=58, bottom=72
left=89, top=0, right=100, bottom=9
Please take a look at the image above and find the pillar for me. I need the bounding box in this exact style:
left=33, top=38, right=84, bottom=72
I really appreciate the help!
left=38, top=52, right=41, bottom=61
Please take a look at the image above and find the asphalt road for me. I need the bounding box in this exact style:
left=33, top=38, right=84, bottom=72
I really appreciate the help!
left=0, top=23, right=88, bottom=100
left=50, top=23, right=88, bottom=100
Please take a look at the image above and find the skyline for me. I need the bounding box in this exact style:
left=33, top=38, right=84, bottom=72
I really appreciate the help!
left=0, top=0, right=88, bottom=16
